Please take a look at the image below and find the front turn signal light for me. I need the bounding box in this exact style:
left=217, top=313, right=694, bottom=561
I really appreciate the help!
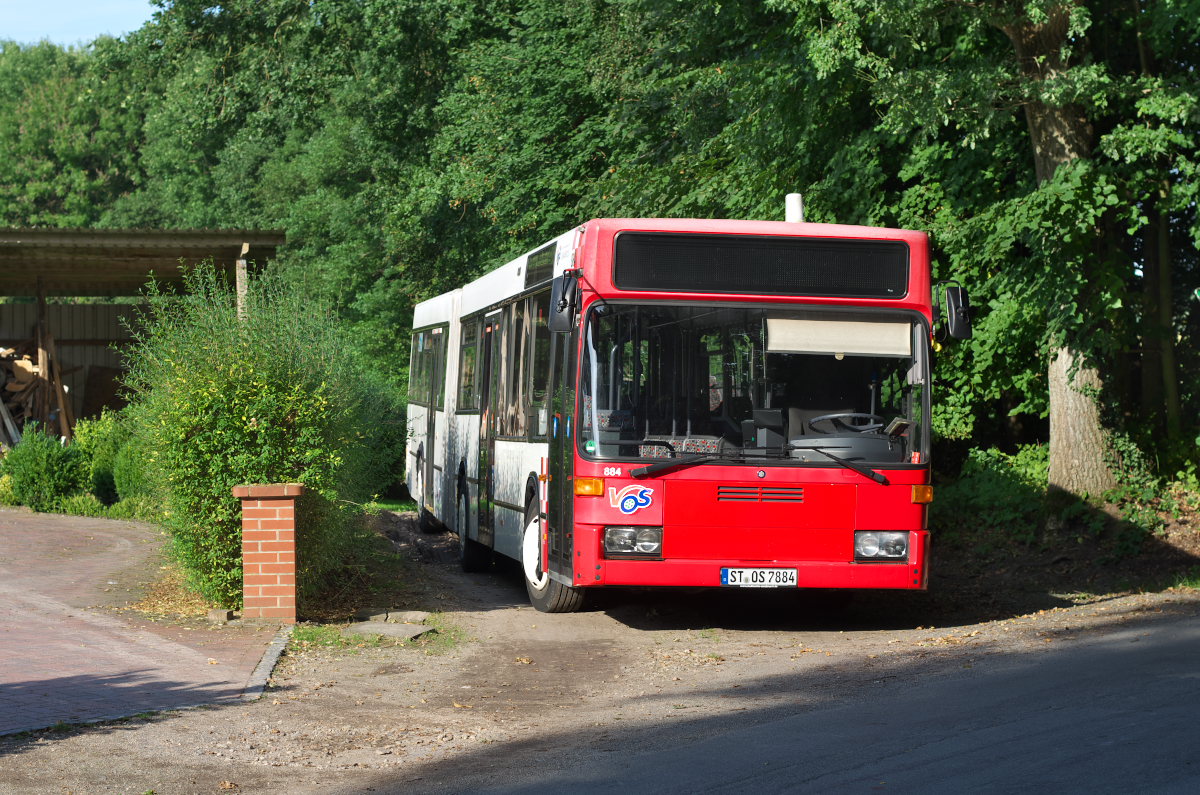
left=575, top=477, right=605, bottom=496
left=911, top=485, right=934, bottom=504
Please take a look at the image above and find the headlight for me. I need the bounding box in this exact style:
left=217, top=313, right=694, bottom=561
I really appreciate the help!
left=855, top=531, right=908, bottom=561
left=604, top=526, right=663, bottom=559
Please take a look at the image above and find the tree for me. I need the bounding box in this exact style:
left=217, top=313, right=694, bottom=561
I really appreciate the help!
left=771, top=0, right=1200, bottom=495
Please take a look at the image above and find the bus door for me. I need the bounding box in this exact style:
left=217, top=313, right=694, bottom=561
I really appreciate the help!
left=547, top=329, right=578, bottom=577
left=475, top=310, right=504, bottom=548
left=423, top=326, right=444, bottom=511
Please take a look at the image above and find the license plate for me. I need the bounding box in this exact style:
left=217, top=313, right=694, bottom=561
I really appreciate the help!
left=720, top=567, right=798, bottom=588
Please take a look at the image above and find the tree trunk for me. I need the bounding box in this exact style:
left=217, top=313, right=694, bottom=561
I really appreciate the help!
left=1140, top=209, right=1164, bottom=417
left=1048, top=348, right=1116, bottom=496
left=997, top=5, right=1118, bottom=498
left=1152, top=205, right=1182, bottom=442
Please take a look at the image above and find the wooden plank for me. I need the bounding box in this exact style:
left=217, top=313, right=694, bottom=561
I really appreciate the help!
left=36, top=287, right=50, bottom=432
left=0, top=392, right=19, bottom=447
left=45, top=331, right=74, bottom=441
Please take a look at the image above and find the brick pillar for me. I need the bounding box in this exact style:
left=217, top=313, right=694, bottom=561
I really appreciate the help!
left=233, top=483, right=304, bottom=623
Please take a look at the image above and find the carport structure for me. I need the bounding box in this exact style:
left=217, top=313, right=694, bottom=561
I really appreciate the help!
left=0, top=228, right=285, bottom=445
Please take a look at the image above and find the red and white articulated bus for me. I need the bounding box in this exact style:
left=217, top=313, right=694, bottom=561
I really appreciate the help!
left=407, top=211, right=971, bottom=612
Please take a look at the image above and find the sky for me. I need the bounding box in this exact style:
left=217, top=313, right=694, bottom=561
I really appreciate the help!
left=1, top=0, right=159, bottom=47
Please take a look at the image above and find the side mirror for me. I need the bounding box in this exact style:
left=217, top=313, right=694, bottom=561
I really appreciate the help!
left=548, top=273, right=578, bottom=333
left=944, top=285, right=972, bottom=340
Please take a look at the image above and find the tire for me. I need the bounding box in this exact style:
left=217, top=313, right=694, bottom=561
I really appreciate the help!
left=457, top=487, right=492, bottom=573
left=521, top=502, right=585, bottom=613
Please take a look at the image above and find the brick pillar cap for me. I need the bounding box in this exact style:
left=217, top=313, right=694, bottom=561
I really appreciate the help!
left=232, top=483, right=305, bottom=499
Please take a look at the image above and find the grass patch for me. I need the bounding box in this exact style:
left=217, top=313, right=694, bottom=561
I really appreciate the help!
left=406, top=613, right=469, bottom=655
left=1173, top=568, right=1200, bottom=591
left=290, top=623, right=395, bottom=651
left=369, top=498, right=417, bottom=513
left=287, top=613, right=469, bottom=657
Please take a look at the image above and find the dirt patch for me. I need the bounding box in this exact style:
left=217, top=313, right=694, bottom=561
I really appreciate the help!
left=1, top=510, right=1198, bottom=793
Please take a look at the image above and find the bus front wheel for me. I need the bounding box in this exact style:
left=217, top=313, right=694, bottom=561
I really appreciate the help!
left=521, top=506, right=584, bottom=613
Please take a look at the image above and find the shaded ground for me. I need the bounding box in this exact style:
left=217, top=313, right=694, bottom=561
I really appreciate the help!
left=0, top=505, right=1197, bottom=792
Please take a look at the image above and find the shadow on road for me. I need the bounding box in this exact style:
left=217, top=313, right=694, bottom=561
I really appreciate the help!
left=350, top=596, right=1200, bottom=794
left=0, top=668, right=246, bottom=749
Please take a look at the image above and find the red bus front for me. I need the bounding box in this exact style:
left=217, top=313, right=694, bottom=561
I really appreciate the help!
left=547, top=219, right=934, bottom=597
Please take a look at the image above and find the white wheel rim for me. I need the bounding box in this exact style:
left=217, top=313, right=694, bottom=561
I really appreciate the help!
left=522, top=515, right=549, bottom=591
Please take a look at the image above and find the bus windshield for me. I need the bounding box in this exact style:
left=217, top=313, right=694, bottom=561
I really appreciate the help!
left=580, top=303, right=929, bottom=466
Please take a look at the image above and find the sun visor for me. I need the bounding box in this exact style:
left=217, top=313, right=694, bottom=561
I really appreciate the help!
left=766, top=318, right=912, bottom=357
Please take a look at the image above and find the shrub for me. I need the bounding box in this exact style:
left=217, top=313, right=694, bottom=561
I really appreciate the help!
left=105, top=495, right=165, bottom=522
left=72, top=410, right=128, bottom=504
left=55, top=493, right=109, bottom=518
left=121, top=265, right=403, bottom=608
left=932, top=445, right=1049, bottom=545
left=112, top=434, right=156, bottom=500
left=0, top=472, right=18, bottom=506
left=0, top=424, right=87, bottom=512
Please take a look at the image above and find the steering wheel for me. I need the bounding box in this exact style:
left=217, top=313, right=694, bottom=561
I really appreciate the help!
left=807, top=413, right=886, bottom=434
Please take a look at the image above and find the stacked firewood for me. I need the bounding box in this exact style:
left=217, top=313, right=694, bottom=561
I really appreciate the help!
left=1, top=335, right=75, bottom=449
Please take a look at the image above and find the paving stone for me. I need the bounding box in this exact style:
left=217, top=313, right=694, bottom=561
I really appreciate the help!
left=388, top=610, right=431, bottom=624
left=342, top=622, right=431, bottom=640
left=0, top=509, right=282, bottom=736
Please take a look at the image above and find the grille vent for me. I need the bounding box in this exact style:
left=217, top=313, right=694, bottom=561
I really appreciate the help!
left=717, top=486, right=805, bottom=503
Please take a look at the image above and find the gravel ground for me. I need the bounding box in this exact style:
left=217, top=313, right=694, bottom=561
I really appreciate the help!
left=2, top=513, right=1197, bottom=794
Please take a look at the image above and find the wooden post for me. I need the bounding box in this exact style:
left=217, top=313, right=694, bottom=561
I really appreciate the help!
left=236, top=242, right=250, bottom=323
left=35, top=279, right=50, bottom=429
left=45, top=331, right=73, bottom=441
left=234, top=483, right=303, bottom=623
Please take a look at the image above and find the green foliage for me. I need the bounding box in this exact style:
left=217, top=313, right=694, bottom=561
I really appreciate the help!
left=1, top=0, right=1198, bottom=558
left=104, top=496, right=166, bottom=523
left=0, top=473, right=18, bottom=506
left=121, top=265, right=403, bottom=608
left=72, top=410, right=128, bottom=504
left=54, top=493, right=109, bottom=518
left=112, top=434, right=156, bottom=501
left=0, top=425, right=86, bottom=512
left=933, top=445, right=1049, bottom=545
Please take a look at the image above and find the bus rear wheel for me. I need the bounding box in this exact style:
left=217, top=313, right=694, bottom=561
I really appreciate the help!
left=521, top=506, right=584, bottom=613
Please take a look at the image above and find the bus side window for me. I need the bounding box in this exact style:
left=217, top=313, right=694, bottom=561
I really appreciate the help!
left=409, top=330, right=431, bottom=406
left=506, top=301, right=529, bottom=437
left=458, top=319, right=479, bottom=411
left=529, top=290, right=552, bottom=438
left=432, top=327, right=446, bottom=411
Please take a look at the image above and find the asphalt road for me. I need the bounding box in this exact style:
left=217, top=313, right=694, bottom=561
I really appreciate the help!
left=408, top=607, right=1200, bottom=794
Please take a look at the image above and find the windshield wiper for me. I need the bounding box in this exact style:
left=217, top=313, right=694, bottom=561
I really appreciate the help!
left=786, top=443, right=889, bottom=486
left=630, top=450, right=745, bottom=479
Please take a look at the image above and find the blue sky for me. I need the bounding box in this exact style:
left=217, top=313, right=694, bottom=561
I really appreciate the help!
left=1, top=0, right=159, bottom=46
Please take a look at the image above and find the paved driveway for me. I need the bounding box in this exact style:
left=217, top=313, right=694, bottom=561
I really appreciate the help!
left=0, top=509, right=282, bottom=735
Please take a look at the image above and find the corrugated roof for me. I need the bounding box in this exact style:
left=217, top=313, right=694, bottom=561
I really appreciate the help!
left=0, top=228, right=286, bottom=296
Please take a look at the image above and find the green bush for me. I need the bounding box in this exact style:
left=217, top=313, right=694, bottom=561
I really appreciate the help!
left=72, top=410, right=128, bottom=504
left=0, top=472, right=18, bottom=506
left=112, top=434, right=156, bottom=500
left=105, top=495, right=165, bottom=522
left=121, top=265, right=403, bottom=608
left=55, top=493, right=109, bottom=518
left=932, top=445, right=1049, bottom=545
left=0, top=424, right=87, bottom=512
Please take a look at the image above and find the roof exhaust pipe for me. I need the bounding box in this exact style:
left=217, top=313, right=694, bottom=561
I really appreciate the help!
left=785, top=193, right=805, bottom=223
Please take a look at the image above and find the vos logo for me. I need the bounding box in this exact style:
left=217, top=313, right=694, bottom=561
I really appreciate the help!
left=609, top=485, right=654, bottom=515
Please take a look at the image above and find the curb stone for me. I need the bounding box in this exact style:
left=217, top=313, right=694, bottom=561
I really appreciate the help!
left=242, top=625, right=292, bottom=701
